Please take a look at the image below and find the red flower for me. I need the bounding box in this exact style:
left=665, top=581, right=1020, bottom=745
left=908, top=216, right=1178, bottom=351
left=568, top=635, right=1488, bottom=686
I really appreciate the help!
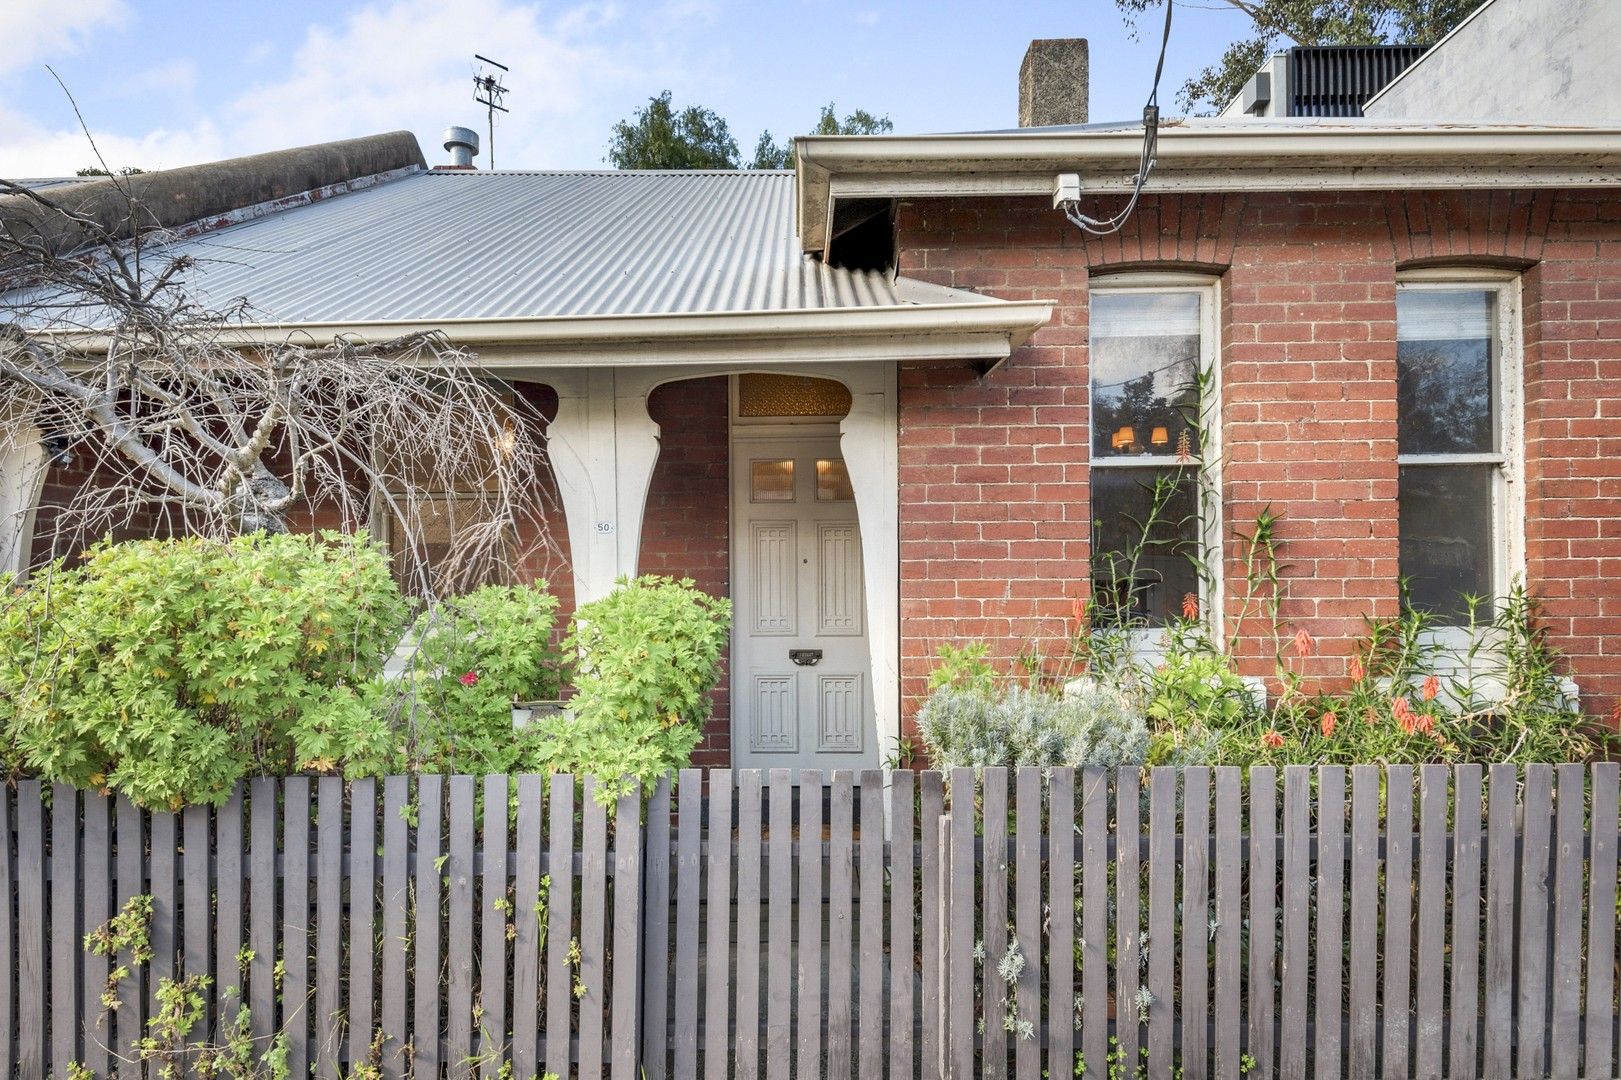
left=1349, top=656, right=1365, bottom=682
left=1261, top=729, right=1286, bottom=750
left=459, top=671, right=479, bottom=687
left=1182, top=592, right=1199, bottom=620
left=1421, top=675, right=1439, bottom=702
left=1320, top=711, right=1338, bottom=738
left=1393, top=696, right=1416, bottom=735
left=1293, top=628, right=1315, bottom=659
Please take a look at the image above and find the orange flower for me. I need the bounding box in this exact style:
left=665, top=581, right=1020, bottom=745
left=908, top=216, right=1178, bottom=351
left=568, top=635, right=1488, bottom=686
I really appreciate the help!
left=1320, top=711, right=1338, bottom=738
left=1414, top=710, right=1435, bottom=736
left=1349, top=656, right=1365, bottom=682
left=1393, top=696, right=1416, bottom=735
left=1362, top=706, right=1378, bottom=726
left=1072, top=594, right=1085, bottom=622
left=1293, top=627, right=1315, bottom=658
left=1261, top=729, right=1286, bottom=750
left=1181, top=592, right=1199, bottom=620
left=1421, top=674, right=1439, bottom=702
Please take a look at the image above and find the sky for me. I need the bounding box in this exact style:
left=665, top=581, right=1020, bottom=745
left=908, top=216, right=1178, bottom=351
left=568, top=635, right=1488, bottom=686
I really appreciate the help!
left=0, top=0, right=1253, bottom=178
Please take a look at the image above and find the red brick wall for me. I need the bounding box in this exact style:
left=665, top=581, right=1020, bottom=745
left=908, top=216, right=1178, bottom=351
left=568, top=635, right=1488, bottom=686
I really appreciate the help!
left=895, top=188, right=1621, bottom=724
left=640, top=375, right=733, bottom=765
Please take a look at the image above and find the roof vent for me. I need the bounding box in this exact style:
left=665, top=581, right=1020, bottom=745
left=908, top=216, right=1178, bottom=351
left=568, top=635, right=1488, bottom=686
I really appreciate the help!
left=442, top=126, right=480, bottom=168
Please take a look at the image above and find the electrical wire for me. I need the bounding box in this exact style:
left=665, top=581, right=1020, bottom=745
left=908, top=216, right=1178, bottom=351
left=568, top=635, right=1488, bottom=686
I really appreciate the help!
left=1062, top=0, right=1175, bottom=236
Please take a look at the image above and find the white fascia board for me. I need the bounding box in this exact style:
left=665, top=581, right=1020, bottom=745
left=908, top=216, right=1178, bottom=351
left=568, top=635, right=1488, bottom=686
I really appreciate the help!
left=36, top=299, right=1055, bottom=366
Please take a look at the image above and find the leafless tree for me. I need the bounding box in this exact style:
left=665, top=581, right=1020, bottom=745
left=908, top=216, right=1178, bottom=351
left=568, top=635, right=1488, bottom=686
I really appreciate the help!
left=0, top=175, right=564, bottom=598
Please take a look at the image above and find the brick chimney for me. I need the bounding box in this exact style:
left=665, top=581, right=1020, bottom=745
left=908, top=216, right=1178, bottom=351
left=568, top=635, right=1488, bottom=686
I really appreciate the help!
left=1019, top=39, right=1089, bottom=127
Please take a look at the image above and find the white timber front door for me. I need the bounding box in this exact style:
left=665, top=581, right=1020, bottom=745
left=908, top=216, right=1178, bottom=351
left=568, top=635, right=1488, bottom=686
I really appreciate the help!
left=731, top=435, right=876, bottom=770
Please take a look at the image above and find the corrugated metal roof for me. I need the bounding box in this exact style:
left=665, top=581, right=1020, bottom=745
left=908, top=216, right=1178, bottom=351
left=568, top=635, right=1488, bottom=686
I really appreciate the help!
left=151, top=169, right=984, bottom=324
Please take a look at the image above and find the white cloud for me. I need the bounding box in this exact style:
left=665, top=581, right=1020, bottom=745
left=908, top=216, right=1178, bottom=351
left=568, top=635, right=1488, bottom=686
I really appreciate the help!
left=0, top=0, right=127, bottom=76
left=2, top=0, right=721, bottom=176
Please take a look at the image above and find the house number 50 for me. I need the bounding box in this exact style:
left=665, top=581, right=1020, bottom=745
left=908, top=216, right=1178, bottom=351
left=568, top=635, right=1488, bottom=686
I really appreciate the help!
left=594, top=521, right=615, bottom=534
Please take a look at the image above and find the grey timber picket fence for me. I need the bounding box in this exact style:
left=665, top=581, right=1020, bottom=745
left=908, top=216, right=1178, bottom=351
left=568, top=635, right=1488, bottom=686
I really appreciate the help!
left=4, top=764, right=1620, bottom=1079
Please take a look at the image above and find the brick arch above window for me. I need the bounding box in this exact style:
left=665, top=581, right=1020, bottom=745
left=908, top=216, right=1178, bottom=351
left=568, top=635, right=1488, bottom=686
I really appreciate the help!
left=1074, top=193, right=1249, bottom=271
left=1383, top=189, right=1553, bottom=267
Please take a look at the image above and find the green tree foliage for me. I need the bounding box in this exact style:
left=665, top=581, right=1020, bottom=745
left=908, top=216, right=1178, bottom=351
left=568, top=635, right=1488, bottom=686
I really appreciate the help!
left=606, top=91, right=741, bottom=169
left=1112, top=0, right=1486, bottom=113
left=0, top=532, right=408, bottom=808
left=751, top=102, right=895, bottom=170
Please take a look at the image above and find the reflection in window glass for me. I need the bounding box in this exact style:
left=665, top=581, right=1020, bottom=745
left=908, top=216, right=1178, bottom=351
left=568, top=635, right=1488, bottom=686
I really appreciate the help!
left=1090, top=291, right=1201, bottom=459
left=816, top=459, right=854, bottom=501
left=750, top=459, right=794, bottom=502
left=1399, top=465, right=1495, bottom=621
left=1090, top=467, right=1199, bottom=627
left=1397, top=290, right=1495, bottom=454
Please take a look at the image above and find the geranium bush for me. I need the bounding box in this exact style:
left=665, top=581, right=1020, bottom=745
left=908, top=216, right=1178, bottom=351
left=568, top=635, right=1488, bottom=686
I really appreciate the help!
left=528, top=575, right=730, bottom=802
left=0, top=531, right=408, bottom=808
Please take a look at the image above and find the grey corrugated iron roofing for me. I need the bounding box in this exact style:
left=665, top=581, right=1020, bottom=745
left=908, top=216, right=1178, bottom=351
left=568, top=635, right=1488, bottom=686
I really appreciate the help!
left=155, top=168, right=990, bottom=324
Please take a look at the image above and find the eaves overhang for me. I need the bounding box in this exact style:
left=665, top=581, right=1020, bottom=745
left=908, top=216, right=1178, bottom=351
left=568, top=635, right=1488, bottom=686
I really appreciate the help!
left=794, top=123, right=1621, bottom=252
left=34, top=299, right=1055, bottom=368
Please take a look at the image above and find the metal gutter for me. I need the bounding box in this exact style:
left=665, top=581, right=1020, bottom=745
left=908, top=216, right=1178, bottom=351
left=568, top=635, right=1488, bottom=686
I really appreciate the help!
left=794, top=123, right=1621, bottom=251
left=36, top=299, right=1056, bottom=366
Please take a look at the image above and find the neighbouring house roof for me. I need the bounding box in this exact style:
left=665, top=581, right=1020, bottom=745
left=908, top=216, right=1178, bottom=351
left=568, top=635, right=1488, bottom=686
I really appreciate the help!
left=793, top=118, right=1621, bottom=253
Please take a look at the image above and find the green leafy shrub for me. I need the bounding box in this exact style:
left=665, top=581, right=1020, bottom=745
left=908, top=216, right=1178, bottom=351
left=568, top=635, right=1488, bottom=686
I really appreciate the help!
left=530, top=575, right=730, bottom=802
left=916, top=682, right=1148, bottom=770
left=0, top=531, right=408, bottom=808
left=392, top=583, right=563, bottom=776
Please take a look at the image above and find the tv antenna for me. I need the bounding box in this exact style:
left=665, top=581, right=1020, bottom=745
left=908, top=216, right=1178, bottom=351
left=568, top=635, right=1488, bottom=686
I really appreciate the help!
left=473, top=54, right=509, bottom=169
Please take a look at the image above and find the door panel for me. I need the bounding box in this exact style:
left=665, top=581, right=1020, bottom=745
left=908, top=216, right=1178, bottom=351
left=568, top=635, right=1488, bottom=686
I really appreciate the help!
left=733, top=436, right=876, bottom=770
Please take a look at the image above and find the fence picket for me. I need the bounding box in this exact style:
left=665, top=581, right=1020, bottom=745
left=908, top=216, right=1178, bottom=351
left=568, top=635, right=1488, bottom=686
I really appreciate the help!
left=1548, top=764, right=1585, bottom=1080
left=1347, top=766, right=1380, bottom=1080
left=1585, top=763, right=1620, bottom=1079
left=735, top=771, right=764, bottom=1080
left=414, top=774, right=444, bottom=1079
left=52, top=785, right=81, bottom=1075
left=380, top=776, right=410, bottom=1080
left=948, top=769, right=976, bottom=1080
left=1315, top=768, right=1344, bottom=1080
left=1212, top=767, right=1242, bottom=1080
left=1447, top=766, right=1483, bottom=1080
left=1280, top=767, right=1310, bottom=1080
left=1415, top=766, right=1448, bottom=1080
left=544, top=776, right=576, bottom=1080
left=348, top=779, right=377, bottom=1075
left=83, top=791, right=112, bottom=1078
left=674, top=769, right=703, bottom=1080
left=612, top=783, right=645, bottom=1080
left=0, top=787, right=14, bottom=1078
left=1183, top=767, right=1212, bottom=1080
left=798, top=771, right=827, bottom=1080
left=248, top=780, right=277, bottom=1057
left=316, top=776, right=344, bottom=1079
left=577, top=778, right=610, bottom=1080
left=149, top=806, right=179, bottom=1080
left=1515, top=765, right=1553, bottom=1079
left=182, top=800, right=212, bottom=1053
left=1116, top=768, right=1143, bottom=1080
left=1080, top=767, right=1109, bottom=1080
left=644, top=774, right=675, bottom=1080
left=1382, top=766, right=1414, bottom=1080
left=1247, top=768, right=1277, bottom=1080
left=447, top=776, right=477, bottom=1079
left=215, top=788, right=245, bottom=1048
left=480, top=775, right=511, bottom=1078
left=1480, top=765, right=1517, bottom=1080
left=983, top=766, right=1010, bottom=1080
left=827, top=771, right=855, bottom=1080
left=512, top=775, right=545, bottom=1079
left=766, top=770, right=793, bottom=1080
left=18, top=782, right=44, bottom=1080
left=1148, top=768, right=1177, bottom=1080
left=858, top=770, right=885, bottom=1080
left=889, top=769, right=917, bottom=1080
left=1014, top=767, right=1043, bottom=1080
left=701, top=771, right=732, bottom=1080
left=1047, top=767, right=1074, bottom=1080
left=918, top=771, right=943, bottom=1079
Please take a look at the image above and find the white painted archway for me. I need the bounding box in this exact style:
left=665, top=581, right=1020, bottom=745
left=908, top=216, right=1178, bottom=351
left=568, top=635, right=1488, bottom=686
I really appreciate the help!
left=534, top=362, right=901, bottom=765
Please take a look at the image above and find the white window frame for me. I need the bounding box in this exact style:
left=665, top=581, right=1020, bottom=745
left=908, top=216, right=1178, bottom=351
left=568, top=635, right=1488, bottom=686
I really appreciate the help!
left=1087, top=273, right=1224, bottom=650
left=1394, top=269, right=1525, bottom=644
